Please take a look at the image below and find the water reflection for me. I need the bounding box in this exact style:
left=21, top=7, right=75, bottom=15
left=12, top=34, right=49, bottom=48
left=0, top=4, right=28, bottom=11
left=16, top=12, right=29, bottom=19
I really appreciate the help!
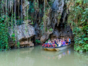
left=0, top=46, right=88, bottom=66
left=0, top=47, right=35, bottom=66
left=42, top=47, right=72, bottom=60
left=67, top=49, right=71, bottom=55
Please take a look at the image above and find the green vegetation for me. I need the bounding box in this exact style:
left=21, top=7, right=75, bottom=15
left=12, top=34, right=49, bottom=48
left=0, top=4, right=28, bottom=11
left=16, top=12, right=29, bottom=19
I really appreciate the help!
left=68, top=0, right=88, bottom=52
left=35, top=39, right=41, bottom=43
left=11, top=33, right=16, bottom=42
left=0, top=17, right=9, bottom=50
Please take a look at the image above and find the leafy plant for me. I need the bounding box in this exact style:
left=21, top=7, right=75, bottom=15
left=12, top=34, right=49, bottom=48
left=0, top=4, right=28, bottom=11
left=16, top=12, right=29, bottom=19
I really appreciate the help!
left=17, top=42, right=20, bottom=48
left=11, top=33, right=16, bottom=42
left=49, top=28, right=53, bottom=32
left=35, top=39, right=41, bottom=43
left=0, top=17, right=9, bottom=50
left=68, top=0, right=88, bottom=52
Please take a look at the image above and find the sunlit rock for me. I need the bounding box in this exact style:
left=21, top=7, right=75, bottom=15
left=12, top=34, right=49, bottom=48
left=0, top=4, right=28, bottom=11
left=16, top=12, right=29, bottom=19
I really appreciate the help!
left=9, top=21, right=35, bottom=41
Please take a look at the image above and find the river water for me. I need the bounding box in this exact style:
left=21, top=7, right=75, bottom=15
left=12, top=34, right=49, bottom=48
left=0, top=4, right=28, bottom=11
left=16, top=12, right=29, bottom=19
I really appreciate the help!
left=0, top=46, right=88, bottom=66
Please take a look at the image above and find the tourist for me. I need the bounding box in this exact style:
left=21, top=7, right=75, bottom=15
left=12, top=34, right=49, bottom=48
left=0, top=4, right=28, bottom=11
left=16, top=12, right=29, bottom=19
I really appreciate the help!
left=46, top=40, right=52, bottom=47
left=66, top=37, right=71, bottom=44
left=57, top=39, right=62, bottom=47
left=49, top=39, right=54, bottom=47
left=54, top=38, right=57, bottom=43
left=56, top=39, right=59, bottom=47
left=68, top=37, right=71, bottom=44
left=51, top=39, right=55, bottom=44
left=43, top=40, right=51, bottom=47
left=63, top=38, right=66, bottom=46
left=48, top=40, right=52, bottom=44
left=61, top=38, right=66, bottom=46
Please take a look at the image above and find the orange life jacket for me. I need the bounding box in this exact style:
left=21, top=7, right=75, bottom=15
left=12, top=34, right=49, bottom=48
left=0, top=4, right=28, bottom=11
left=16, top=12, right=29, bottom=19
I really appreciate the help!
left=67, top=38, right=69, bottom=42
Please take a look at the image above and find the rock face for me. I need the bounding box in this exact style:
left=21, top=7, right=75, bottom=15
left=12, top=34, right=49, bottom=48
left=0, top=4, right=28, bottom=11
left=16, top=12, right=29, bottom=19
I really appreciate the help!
left=20, top=41, right=34, bottom=47
left=9, top=22, right=35, bottom=42
left=40, top=31, right=52, bottom=43
left=52, top=0, right=64, bottom=14
left=8, top=0, right=74, bottom=46
left=29, top=41, right=34, bottom=47
left=50, top=0, right=74, bottom=41
left=35, top=0, right=74, bottom=42
left=1, top=0, right=29, bottom=18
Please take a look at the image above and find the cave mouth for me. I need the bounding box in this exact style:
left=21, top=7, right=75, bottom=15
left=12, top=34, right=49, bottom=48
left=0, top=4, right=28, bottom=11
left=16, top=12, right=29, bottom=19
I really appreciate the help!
left=48, top=0, right=74, bottom=41
left=49, top=21, right=74, bottom=41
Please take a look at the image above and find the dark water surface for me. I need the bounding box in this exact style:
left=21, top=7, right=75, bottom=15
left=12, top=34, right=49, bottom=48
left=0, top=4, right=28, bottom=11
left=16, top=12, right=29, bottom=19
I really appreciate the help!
left=0, top=46, right=88, bottom=66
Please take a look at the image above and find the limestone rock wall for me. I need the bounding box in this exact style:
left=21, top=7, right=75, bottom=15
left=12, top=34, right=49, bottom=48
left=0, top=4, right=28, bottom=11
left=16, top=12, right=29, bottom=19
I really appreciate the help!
left=9, top=23, right=35, bottom=41
left=50, top=0, right=74, bottom=41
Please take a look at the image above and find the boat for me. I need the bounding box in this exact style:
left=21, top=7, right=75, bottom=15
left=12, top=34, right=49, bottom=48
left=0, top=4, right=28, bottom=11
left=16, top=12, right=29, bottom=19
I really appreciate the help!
left=42, top=44, right=72, bottom=51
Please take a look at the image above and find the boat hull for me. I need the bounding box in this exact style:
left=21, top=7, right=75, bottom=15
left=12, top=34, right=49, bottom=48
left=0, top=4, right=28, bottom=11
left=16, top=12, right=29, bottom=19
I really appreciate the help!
left=42, top=44, right=71, bottom=51
left=44, top=48, right=56, bottom=51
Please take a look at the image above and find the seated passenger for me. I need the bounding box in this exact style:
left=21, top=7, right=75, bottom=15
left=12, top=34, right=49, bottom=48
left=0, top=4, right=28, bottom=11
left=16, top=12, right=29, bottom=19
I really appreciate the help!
left=61, top=38, right=66, bottom=46
left=56, top=39, right=59, bottom=47
left=57, top=40, right=62, bottom=47
left=51, top=40, right=55, bottom=44
left=63, top=38, right=66, bottom=45
left=55, top=39, right=59, bottom=47
left=68, top=37, right=71, bottom=44
left=66, top=37, right=71, bottom=44
left=48, top=40, right=52, bottom=44
left=54, top=38, right=57, bottom=43
left=51, top=39, right=57, bottom=47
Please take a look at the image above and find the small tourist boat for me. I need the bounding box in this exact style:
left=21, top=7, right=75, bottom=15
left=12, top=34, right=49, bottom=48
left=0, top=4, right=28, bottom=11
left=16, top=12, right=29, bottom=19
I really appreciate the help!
left=42, top=44, right=71, bottom=51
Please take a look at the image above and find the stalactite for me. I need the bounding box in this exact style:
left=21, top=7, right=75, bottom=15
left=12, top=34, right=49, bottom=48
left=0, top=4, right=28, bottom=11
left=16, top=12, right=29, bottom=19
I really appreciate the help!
left=49, top=0, right=74, bottom=41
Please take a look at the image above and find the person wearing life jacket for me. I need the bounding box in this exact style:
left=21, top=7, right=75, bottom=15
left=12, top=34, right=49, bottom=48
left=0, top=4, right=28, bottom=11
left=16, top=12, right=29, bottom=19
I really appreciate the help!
left=61, top=38, right=66, bottom=46
left=50, top=39, right=57, bottom=47
left=57, top=39, right=62, bottom=47
left=48, top=40, right=52, bottom=47
left=48, top=40, right=52, bottom=44
left=54, top=38, right=58, bottom=47
left=68, top=37, right=71, bottom=44
left=66, top=37, right=71, bottom=45
left=56, top=39, right=59, bottom=47
left=43, top=40, right=50, bottom=47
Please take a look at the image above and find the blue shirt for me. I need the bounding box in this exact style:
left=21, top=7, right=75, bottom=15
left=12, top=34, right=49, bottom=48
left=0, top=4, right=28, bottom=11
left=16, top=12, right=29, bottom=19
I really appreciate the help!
left=69, top=39, right=71, bottom=42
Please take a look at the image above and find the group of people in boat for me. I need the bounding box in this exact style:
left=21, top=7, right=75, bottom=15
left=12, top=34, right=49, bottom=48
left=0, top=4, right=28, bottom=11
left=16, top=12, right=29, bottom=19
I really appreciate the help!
left=42, top=37, right=71, bottom=47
